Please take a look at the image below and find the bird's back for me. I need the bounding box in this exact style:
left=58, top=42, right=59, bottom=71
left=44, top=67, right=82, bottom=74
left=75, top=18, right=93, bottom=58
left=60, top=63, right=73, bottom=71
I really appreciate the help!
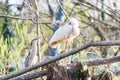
left=24, top=45, right=38, bottom=67
left=49, top=24, right=73, bottom=47
left=49, top=18, right=80, bottom=48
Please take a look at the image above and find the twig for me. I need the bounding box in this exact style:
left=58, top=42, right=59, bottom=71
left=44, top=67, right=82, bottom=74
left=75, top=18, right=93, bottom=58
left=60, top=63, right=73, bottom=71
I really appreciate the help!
left=98, top=0, right=120, bottom=16
left=0, top=15, right=30, bottom=20
left=85, top=13, right=108, bottom=40
left=56, top=0, right=70, bottom=20
left=85, top=55, right=120, bottom=66
left=85, top=2, right=120, bottom=22
left=39, top=20, right=49, bottom=44
left=81, top=13, right=120, bottom=29
left=0, top=15, right=52, bottom=24
left=0, top=40, right=120, bottom=80
left=77, top=1, right=120, bottom=23
left=45, top=24, right=54, bottom=31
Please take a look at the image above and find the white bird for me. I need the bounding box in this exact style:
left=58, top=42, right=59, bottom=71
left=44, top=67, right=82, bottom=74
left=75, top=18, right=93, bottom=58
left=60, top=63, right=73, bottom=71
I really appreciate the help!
left=49, top=18, right=80, bottom=51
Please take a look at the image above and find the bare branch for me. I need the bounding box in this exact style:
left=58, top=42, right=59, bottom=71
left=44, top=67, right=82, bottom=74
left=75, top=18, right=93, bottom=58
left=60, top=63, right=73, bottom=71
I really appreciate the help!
left=85, top=55, right=120, bottom=66
left=0, top=40, right=120, bottom=80
left=56, top=0, right=70, bottom=20
left=10, top=70, right=46, bottom=80
left=78, top=1, right=120, bottom=23
left=0, top=15, right=52, bottom=24
left=10, top=55, right=120, bottom=80
left=0, top=15, right=29, bottom=20
left=85, top=2, right=120, bottom=22
left=82, top=13, right=120, bottom=29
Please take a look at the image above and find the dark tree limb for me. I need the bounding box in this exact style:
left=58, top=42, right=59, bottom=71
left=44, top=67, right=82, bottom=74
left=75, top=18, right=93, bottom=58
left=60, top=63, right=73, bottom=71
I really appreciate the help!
left=0, top=40, right=120, bottom=80
left=9, top=55, right=120, bottom=80
left=10, top=70, right=46, bottom=80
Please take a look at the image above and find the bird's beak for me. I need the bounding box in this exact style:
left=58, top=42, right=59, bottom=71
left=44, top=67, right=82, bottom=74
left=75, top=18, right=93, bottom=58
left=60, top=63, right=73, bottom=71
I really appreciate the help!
left=30, top=37, right=40, bottom=46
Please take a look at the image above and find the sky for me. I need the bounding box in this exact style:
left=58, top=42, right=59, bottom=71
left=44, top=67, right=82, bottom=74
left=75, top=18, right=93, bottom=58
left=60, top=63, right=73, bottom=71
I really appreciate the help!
left=0, top=0, right=119, bottom=9
left=0, top=0, right=120, bottom=14
left=0, top=0, right=23, bottom=4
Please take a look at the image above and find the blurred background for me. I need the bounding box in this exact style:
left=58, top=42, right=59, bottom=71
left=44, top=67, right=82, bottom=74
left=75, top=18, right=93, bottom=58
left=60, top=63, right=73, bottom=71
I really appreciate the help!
left=0, top=0, right=120, bottom=79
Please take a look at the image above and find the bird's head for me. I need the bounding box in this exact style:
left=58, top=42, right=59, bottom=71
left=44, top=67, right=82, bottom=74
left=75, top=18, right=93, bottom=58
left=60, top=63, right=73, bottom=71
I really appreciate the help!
left=69, top=18, right=79, bottom=27
left=30, top=37, right=39, bottom=46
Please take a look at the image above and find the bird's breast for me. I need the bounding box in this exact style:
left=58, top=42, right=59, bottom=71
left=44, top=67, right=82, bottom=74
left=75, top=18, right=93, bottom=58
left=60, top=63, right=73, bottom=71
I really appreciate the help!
left=72, top=26, right=80, bottom=37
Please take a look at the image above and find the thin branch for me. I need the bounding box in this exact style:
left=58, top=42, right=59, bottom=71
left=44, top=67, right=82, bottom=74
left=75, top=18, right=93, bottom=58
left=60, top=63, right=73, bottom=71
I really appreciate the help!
left=80, top=13, right=108, bottom=40
left=56, top=0, right=70, bottom=20
left=85, top=55, right=120, bottom=66
left=0, top=40, right=120, bottom=80
left=45, top=24, right=54, bottom=31
left=85, top=2, right=120, bottom=22
left=78, top=1, right=120, bottom=23
left=98, top=0, right=120, bottom=16
left=0, top=15, right=29, bottom=20
left=82, top=13, right=120, bottom=29
left=0, top=15, right=52, bottom=24
left=30, top=18, right=51, bottom=24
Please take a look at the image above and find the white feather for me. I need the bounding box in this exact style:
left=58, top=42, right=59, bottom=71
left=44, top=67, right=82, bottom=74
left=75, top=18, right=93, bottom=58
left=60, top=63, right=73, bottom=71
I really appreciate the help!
left=49, top=24, right=72, bottom=43
left=49, top=18, right=80, bottom=48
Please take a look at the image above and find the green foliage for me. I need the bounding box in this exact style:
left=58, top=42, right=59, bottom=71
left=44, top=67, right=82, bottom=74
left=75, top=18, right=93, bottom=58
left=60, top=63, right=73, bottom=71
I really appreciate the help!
left=0, top=15, right=54, bottom=74
left=0, top=0, right=119, bottom=78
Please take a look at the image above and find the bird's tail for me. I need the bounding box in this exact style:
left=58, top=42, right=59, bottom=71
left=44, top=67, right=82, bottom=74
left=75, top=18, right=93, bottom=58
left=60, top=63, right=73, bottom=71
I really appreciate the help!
left=49, top=38, right=69, bottom=48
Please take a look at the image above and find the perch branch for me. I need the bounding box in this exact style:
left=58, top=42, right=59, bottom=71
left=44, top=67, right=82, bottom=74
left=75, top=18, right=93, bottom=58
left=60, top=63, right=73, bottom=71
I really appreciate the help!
left=11, top=55, right=120, bottom=80
left=10, top=70, right=46, bottom=80
left=0, top=40, right=120, bottom=80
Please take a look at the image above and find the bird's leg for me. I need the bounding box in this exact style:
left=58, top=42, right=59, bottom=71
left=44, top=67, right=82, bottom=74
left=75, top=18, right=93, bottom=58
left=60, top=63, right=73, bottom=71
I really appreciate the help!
left=69, top=40, right=73, bottom=50
left=60, top=41, right=68, bottom=65
left=64, top=41, right=68, bottom=52
left=68, top=40, right=73, bottom=63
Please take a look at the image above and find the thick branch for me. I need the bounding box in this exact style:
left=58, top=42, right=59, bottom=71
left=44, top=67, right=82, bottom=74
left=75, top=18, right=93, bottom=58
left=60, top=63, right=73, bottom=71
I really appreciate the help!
left=10, top=70, right=46, bottom=80
left=0, top=40, right=120, bottom=80
left=11, top=55, right=120, bottom=80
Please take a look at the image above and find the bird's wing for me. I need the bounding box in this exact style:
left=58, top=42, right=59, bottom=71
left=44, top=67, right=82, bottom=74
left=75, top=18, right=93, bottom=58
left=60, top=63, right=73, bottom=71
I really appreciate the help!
left=24, top=50, right=37, bottom=67
left=24, top=52, right=31, bottom=67
left=49, top=24, right=73, bottom=47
